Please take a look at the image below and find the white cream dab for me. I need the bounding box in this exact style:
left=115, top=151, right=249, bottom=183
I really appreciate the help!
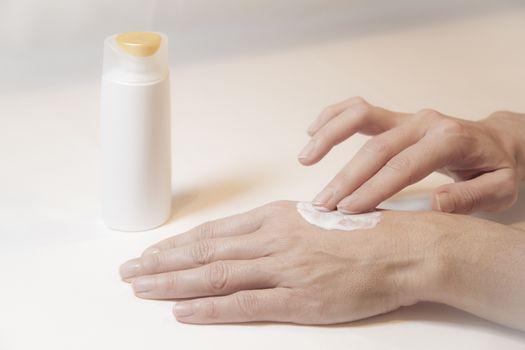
left=296, top=202, right=381, bottom=231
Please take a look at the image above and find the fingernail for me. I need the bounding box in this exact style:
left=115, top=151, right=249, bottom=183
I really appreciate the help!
left=436, top=193, right=454, bottom=213
left=312, top=205, right=331, bottom=212
left=298, top=140, right=316, bottom=159
left=337, top=194, right=359, bottom=213
left=133, top=276, right=156, bottom=293
left=143, top=247, right=160, bottom=256
left=173, top=303, right=195, bottom=318
left=119, top=259, right=141, bottom=280
left=312, top=189, right=334, bottom=209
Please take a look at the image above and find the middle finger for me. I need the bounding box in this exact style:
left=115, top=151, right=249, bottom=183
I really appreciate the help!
left=131, top=257, right=279, bottom=300
left=120, top=232, right=272, bottom=281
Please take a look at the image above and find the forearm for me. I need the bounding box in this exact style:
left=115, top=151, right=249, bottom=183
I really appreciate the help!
left=426, top=217, right=525, bottom=330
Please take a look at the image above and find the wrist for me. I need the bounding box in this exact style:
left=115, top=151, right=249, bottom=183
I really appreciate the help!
left=389, top=212, right=452, bottom=307
left=412, top=213, right=518, bottom=306
left=416, top=214, right=525, bottom=330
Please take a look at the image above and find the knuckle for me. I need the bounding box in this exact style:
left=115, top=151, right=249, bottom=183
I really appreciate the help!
left=197, top=221, right=216, bottom=241
left=165, top=273, right=177, bottom=291
left=203, top=299, right=219, bottom=319
left=499, top=172, right=519, bottom=208
left=499, top=193, right=518, bottom=211
left=487, top=111, right=501, bottom=119
left=384, top=155, right=411, bottom=173
left=307, top=297, right=326, bottom=321
left=352, top=98, right=372, bottom=119
left=487, top=110, right=512, bottom=120
left=191, top=240, right=214, bottom=265
left=361, top=138, right=390, bottom=157
left=506, top=192, right=519, bottom=209
left=141, top=252, right=162, bottom=273
left=415, top=108, right=441, bottom=120
left=460, top=186, right=482, bottom=212
left=206, top=261, right=229, bottom=292
left=501, top=170, right=518, bottom=187
left=279, top=289, right=295, bottom=312
left=349, top=96, right=367, bottom=105
left=434, top=119, right=466, bottom=136
left=235, top=292, right=260, bottom=318
left=286, top=290, right=312, bottom=322
left=265, top=200, right=292, bottom=212
left=281, top=289, right=295, bottom=308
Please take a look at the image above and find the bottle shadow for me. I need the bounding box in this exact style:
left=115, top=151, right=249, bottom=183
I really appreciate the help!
left=164, top=171, right=269, bottom=225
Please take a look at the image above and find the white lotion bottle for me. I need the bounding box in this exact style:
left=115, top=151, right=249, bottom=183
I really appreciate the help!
left=100, top=32, right=171, bottom=231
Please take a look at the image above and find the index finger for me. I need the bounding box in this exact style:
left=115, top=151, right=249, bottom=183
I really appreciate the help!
left=142, top=206, right=266, bottom=256
left=312, top=124, right=421, bottom=210
left=337, top=134, right=452, bottom=213
left=307, top=97, right=364, bottom=136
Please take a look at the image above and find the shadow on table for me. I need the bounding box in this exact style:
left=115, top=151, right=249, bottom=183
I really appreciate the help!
left=165, top=171, right=269, bottom=224
left=330, top=303, right=524, bottom=334
left=223, top=303, right=525, bottom=341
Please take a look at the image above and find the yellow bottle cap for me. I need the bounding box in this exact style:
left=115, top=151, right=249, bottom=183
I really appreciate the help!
left=116, top=32, right=162, bottom=57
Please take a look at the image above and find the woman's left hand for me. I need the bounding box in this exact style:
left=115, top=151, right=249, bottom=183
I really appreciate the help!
left=119, top=200, right=525, bottom=330
left=119, top=201, right=439, bottom=324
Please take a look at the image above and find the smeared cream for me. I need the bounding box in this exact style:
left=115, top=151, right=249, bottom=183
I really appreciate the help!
left=296, top=201, right=381, bottom=231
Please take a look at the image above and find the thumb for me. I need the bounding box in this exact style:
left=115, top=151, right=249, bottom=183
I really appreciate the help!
left=432, top=170, right=518, bottom=214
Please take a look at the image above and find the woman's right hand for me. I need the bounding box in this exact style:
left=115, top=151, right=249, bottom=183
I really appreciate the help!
left=298, top=97, right=525, bottom=214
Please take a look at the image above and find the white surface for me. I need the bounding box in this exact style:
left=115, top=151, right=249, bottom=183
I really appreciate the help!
left=1, top=2, right=525, bottom=349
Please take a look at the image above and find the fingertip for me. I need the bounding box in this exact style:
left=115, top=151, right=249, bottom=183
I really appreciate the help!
left=142, top=246, right=160, bottom=257
left=337, top=205, right=368, bottom=214
left=312, top=189, right=336, bottom=210
left=131, top=276, right=156, bottom=298
left=297, top=155, right=316, bottom=166
left=336, top=206, right=357, bottom=214
left=337, top=202, right=374, bottom=215
left=298, top=139, right=317, bottom=162
left=336, top=194, right=364, bottom=214
left=312, top=204, right=332, bottom=212
left=119, top=258, right=141, bottom=281
left=173, top=302, right=196, bottom=318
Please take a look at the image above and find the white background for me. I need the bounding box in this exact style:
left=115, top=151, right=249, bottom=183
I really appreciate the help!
left=1, top=1, right=525, bottom=349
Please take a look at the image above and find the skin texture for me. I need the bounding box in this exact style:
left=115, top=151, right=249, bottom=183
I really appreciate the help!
left=120, top=201, right=525, bottom=330
left=298, top=97, right=525, bottom=214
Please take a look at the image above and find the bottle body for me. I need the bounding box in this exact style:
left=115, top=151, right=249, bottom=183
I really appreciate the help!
left=100, top=76, right=171, bottom=231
